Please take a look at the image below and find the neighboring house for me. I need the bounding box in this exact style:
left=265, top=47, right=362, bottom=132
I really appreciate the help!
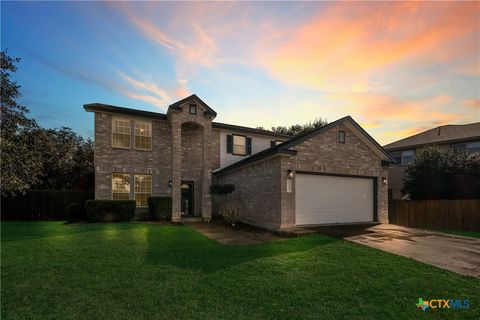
left=84, top=94, right=393, bottom=230
left=384, top=122, right=480, bottom=199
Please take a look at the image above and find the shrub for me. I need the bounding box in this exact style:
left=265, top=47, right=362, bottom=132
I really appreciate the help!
left=85, top=200, right=136, bottom=222
left=402, top=147, right=480, bottom=200
left=148, top=197, right=172, bottom=220
left=65, top=202, right=86, bottom=222
left=221, top=207, right=240, bottom=227
left=210, top=184, right=235, bottom=218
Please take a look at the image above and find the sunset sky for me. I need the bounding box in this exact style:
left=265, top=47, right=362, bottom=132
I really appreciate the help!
left=2, top=1, right=479, bottom=144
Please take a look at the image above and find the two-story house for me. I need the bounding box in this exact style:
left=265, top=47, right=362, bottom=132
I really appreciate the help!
left=384, top=122, right=480, bottom=199
left=85, top=94, right=393, bottom=230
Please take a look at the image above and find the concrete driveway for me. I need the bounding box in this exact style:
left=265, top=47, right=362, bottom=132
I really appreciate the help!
left=312, top=224, right=480, bottom=278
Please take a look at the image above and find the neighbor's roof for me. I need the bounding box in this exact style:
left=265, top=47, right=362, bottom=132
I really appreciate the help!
left=383, top=122, right=480, bottom=151
left=214, top=116, right=394, bottom=176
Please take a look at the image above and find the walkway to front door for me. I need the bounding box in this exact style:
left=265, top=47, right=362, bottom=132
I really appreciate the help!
left=187, top=221, right=283, bottom=246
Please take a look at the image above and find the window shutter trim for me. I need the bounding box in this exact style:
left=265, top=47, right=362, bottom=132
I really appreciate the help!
left=226, top=134, right=233, bottom=153
left=246, top=137, right=252, bottom=155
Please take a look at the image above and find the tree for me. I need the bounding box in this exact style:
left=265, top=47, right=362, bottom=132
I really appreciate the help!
left=402, top=147, right=480, bottom=200
left=1, top=50, right=42, bottom=196
left=1, top=51, right=94, bottom=195
left=258, top=117, right=328, bottom=137
left=31, top=127, right=94, bottom=190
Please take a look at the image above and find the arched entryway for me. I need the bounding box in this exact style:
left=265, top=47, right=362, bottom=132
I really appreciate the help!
left=180, top=122, right=204, bottom=217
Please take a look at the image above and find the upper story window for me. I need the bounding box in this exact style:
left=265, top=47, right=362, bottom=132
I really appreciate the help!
left=135, top=121, right=152, bottom=150
left=452, top=141, right=480, bottom=154
left=112, top=173, right=130, bottom=200
left=233, top=135, right=246, bottom=155
left=134, top=174, right=152, bottom=207
left=227, top=134, right=252, bottom=156
left=391, top=149, right=415, bottom=165
left=189, top=104, right=197, bottom=115
left=112, top=118, right=131, bottom=148
left=339, top=130, right=346, bottom=144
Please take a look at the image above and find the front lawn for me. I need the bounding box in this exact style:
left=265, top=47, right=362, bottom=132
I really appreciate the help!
left=2, top=222, right=478, bottom=319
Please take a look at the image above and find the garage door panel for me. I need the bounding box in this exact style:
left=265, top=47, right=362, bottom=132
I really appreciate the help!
left=295, top=174, right=374, bottom=225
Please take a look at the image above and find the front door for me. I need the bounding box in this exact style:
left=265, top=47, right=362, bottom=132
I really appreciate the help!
left=181, top=181, right=194, bottom=216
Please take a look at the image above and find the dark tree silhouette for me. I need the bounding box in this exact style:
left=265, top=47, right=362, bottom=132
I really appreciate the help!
left=258, top=117, right=328, bottom=137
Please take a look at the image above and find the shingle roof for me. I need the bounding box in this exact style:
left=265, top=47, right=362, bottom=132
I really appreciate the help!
left=214, top=116, right=394, bottom=176
left=383, top=122, right=480, bottom=150
left=83, top=101, right=291, bottom=138
left=212, top=122, right=292, bottom=138
left=83, top=103, right=167, bottom=120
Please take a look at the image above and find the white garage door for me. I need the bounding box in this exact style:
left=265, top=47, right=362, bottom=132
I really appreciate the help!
left=295, top=174, right=374, bottom=225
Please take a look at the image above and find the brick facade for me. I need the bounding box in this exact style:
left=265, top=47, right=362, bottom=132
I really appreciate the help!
left=88, top=96, right=390, bottom=227
left=92, top=97, right=215, bottom=221
left=94, top=112, right=172, bottom=217
left=289, top=123, right=388, bottom=225
left=214, top=122, right=389, bottom=230
left=214, top=155, right=285, bottom=230
left=168, top=101, right=214, bottom=221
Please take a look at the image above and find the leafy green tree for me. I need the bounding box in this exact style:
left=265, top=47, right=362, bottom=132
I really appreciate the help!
left=1, top=51, right=94, bottom=194
left=402, top=147, right=480, bottom=200
left=258, top=117, right=328, bottom=137
left=32, top=127, right=94, bottom=190
left=1, top=51, right=42, bottom=195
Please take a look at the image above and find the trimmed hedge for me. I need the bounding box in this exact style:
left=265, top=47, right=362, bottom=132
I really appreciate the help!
left=148, top=197, right=172, bottom=220
left=85, top=200, right=136, bottom=222
left=65, top=202, right=86, bottom=222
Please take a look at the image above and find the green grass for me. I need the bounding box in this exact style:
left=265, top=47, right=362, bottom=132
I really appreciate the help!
left=2, top=222, right=479, bottom=319
left=435, top=229, right=480, bottom=239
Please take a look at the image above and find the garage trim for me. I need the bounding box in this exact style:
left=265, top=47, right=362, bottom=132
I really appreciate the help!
left=295, top=170, right=378, bottom=222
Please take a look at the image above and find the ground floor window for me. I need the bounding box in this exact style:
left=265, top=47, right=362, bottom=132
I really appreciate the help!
left=112, top=173, right=130, bottom=200
left=135, top=174, right=152, bottom=207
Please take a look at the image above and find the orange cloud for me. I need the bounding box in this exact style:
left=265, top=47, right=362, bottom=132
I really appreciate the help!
left=383, top=127, right=426, bottom=140
left=462, top=99, right=480, bottom=109
left=328, top=92, right=459, bottom=123
left=259, top=2, right=479, bottom=91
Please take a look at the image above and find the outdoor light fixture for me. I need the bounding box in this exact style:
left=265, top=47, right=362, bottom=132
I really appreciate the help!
left=382, top=177, right=387, bottom=185
left=169, top=180, right=172, bottom=187
left=287, top=170, right=294, bottom=179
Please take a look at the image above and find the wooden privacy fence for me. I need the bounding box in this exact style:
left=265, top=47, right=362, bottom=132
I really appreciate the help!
left=389, top=199, right=480, bottom=232
left=1, top=189, right=94, bottom=221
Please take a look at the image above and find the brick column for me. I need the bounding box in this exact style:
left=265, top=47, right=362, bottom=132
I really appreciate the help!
left=170, top=115, right=182, bottom=222
left=202, top=121, right=212, bottom=221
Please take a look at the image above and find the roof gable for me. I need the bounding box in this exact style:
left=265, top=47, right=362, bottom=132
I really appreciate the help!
left=168, top=94, right=217, bottom=118
left=214, top=116, right=394, bottom=176
left=275, top=116, right=393, bottom=161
